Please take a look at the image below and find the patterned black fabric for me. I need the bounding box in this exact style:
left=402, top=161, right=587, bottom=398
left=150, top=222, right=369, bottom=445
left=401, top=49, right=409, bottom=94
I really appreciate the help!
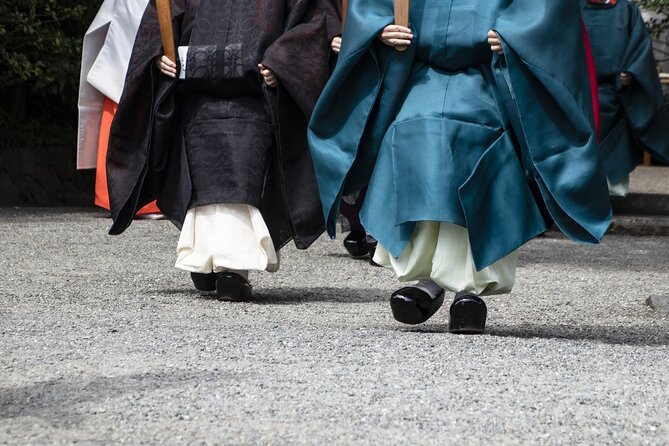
left=185, top=45, right=245, bottom=79
left=182, top=94, right=273, bottom=209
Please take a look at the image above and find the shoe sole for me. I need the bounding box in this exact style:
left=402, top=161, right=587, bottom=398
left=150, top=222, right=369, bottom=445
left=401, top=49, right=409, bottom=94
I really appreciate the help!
left=390, top=296, right=425, bottom=324
left=449, top=326, right=485, bottom=335
left=344, top=247, right=371, bottom=259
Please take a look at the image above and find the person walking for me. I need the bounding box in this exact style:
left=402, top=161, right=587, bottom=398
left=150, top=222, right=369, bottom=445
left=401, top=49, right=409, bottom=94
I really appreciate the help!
left=309, top=0, right=611, bottom=333
left=106, top=0, right=341, bottom=300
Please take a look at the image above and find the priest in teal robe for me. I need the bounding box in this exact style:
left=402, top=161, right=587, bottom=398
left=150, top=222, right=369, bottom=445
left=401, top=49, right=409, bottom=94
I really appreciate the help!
left=308, top=0, right=612, bottom=333
left=583, top=0, right=669, bottom=196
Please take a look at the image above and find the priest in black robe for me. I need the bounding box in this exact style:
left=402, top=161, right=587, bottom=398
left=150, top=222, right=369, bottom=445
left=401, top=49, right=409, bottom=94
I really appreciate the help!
left=106, top=0, right=341, bottom=300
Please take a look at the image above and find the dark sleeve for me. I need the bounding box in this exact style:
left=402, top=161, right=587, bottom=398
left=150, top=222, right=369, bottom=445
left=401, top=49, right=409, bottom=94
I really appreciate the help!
left=492, top=0, right=611, bottom=245
left=323, top=0, right=344, bottom=41
left=107, top=0, right=186, bottom=234
left=618, top=2, right=669, bottom=162
left=261, top=0, right=341, bottom=119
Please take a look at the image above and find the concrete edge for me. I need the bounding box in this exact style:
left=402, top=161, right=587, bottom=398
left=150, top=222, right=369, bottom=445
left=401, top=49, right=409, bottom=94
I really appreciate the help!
left=607, top=215, right=669, bottom=237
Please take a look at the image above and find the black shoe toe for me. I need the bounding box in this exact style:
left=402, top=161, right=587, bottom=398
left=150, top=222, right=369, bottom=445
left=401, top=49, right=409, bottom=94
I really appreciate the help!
left=390, top=286, right=445, bottom=325
left=344, top=230, right=371, bottom=259
left=191, top=272, right=216, bottom=292
left=216, top=272, right=252, bottom=301
left=449, top=292, right=487, bottom=334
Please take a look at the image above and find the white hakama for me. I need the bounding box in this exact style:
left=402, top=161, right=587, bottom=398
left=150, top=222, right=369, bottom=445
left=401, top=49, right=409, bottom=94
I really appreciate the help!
left=175, top=204, right=279, bottom=274
left=373, top=221, right=518, bottom=296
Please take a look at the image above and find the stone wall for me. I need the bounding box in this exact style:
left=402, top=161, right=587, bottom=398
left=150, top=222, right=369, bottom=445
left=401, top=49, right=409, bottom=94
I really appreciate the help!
left=0, top=141, right=94, bottom=207
left=642, top=10, right=669, bottom=71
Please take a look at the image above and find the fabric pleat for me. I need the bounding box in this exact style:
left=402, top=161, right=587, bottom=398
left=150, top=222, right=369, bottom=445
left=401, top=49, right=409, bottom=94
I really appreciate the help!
left=175, top=203, right=279, bottom=273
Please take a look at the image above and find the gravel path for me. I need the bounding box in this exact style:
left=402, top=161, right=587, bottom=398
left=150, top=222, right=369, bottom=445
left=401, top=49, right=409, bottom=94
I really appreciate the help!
left=1, top=208, right=668, bottom=445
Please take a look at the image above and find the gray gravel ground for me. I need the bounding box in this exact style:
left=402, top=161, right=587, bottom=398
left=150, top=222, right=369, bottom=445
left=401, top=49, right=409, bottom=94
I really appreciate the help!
left=1, top=208, right=668, bottom=445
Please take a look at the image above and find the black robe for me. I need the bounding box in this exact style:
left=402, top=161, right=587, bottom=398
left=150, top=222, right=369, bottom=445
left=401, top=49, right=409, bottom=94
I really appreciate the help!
left=107, top=0, right=341, bottom=250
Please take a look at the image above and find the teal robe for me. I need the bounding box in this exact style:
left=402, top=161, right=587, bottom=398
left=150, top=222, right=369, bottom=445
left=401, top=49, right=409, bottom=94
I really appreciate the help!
left=309, top=0, right=612, bottom=271
left=583, top=0, right=669, bottom=183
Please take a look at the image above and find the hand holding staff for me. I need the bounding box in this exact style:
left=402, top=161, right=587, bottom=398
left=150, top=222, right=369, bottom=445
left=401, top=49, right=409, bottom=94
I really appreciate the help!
left=379, top=0, right=411, bottom=52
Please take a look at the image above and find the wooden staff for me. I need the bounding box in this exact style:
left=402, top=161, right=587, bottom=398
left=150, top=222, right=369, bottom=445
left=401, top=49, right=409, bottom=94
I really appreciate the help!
left=394, top=0, right=410, bottom=28
left=156, top=0, right=176, bottom=63
left=394, top=0, right=410, bottom=51
left=342, top=0, right=348, bottom=32
left=342, top=0, right=409, bottom=32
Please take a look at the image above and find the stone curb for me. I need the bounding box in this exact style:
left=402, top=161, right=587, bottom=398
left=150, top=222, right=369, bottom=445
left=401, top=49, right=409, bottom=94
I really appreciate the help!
left=611, top=193, right=669, bottom=216
left=607, top=214, right=669, bottom=236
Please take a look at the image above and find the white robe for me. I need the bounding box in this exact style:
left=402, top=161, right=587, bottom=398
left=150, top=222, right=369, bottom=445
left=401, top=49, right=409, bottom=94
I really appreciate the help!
left=77, top=0, right=149, bottom=169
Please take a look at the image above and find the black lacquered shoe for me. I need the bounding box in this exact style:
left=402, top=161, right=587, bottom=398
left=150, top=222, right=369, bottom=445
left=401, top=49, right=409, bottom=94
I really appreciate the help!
left=390, top=286, right=445, bottom=325
left=216, top=272, right=252, bottom=302
left=449, top=292, right=487, bottom=334
left=191, top=272, right=216, bottom=292
left=367, top=238, right=382, bottom=267
left=343, top=230, right=371, bottom=259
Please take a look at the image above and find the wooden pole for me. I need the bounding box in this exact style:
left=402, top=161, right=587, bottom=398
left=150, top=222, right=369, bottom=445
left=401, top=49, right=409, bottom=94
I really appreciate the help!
left=643, top=151, right=652, bottom=166
left=394, top=0, right=410, bottom=28
left=394, top=0, right=410, bottom=51
left=156, top=0, right=176, bottom=63
left=342, top=0, right=348, bottom=32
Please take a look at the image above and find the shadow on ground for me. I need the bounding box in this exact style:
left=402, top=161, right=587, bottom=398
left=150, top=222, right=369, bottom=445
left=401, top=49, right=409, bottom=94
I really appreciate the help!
left=391, top=321, right=669, bottom=347
left=156, top=287, right=387, bottom=305
left=487, top=323, right=669, bottom=347
left=0, top=370, right=236, bottom=422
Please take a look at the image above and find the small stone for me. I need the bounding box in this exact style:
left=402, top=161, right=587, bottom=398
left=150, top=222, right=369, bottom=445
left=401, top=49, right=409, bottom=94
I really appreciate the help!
left=646, top=296, right=669, bottom=316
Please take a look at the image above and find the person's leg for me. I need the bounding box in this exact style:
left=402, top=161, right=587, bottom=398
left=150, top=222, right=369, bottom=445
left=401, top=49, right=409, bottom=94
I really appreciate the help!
left=175, top=203, right=279, bottom=300
left=374, top=222, right=445, bottom=324
left=340, top=189, right=375, bottom=259
left=374, top=222, right=518, bottom=333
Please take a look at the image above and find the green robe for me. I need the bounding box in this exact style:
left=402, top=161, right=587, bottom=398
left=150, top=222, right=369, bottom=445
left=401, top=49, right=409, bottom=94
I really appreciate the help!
left=308, top=0, right=612, bottom=271
left=583, top=0, right=669, bottom=183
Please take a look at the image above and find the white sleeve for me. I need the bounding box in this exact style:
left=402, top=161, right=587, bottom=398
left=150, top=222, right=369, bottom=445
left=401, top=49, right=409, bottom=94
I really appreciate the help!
left=178, top=46, right=189, bottom=80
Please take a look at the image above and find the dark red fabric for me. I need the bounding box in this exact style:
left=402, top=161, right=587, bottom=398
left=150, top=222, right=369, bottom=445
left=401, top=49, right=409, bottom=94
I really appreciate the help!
left=583, top=23, right=601, bottom=141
